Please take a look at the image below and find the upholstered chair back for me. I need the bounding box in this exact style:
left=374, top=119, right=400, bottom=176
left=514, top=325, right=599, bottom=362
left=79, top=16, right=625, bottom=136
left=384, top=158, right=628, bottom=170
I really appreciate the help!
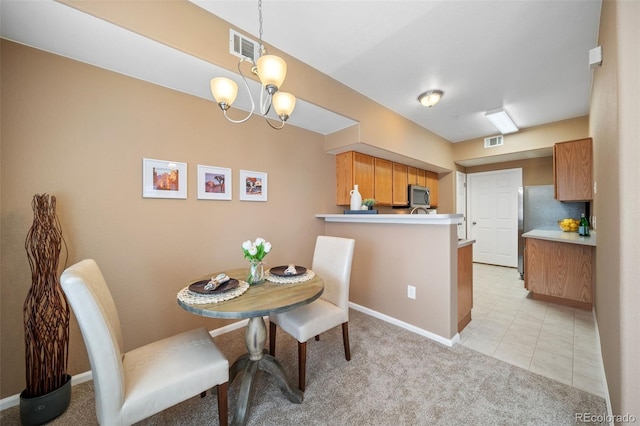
left=61, top=259, right=126, bottom=425
left=312, top=236, right=355, bottom=312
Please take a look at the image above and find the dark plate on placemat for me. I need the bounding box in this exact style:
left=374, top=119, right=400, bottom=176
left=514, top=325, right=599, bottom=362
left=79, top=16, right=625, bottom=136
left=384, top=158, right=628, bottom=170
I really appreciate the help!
left=269, top=265, right=307, bottom=277
left=189, top=278, right=239, bottom=294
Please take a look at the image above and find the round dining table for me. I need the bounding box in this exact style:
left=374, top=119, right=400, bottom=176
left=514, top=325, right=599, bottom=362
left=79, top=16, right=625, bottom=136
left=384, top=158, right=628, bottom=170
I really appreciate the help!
left=177, top=268, right=324, bottom=426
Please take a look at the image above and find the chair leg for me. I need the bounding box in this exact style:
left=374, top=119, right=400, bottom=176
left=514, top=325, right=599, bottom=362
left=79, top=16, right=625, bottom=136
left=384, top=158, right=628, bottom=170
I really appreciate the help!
left=315, top=335, right=320, bottom=341
left=200, top=391, right=206, bottom=398
left=298, top=341, right=307, bottom=392
left=217, top=382, right=228, bottom=426
left=342, top=322, right=351, bottom=361
left=269, top=321, right=277, bottom=356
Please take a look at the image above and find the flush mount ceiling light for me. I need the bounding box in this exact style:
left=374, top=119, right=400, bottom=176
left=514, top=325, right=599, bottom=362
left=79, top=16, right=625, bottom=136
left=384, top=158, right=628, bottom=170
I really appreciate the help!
left=417, top=90, right=444, bottom=108
left=485, top=107, right=519, bottom=134
left=209, top=0, right=295, bottom=130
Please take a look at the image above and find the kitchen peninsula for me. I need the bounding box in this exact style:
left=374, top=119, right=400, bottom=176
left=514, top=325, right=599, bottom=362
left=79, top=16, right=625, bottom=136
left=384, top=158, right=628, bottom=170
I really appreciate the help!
left=316, top=214, right=468, bottom=346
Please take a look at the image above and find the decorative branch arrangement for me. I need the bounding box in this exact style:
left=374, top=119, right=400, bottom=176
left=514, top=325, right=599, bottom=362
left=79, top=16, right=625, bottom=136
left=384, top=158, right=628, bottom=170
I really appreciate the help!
left=23, top=194, right=69, bottom=397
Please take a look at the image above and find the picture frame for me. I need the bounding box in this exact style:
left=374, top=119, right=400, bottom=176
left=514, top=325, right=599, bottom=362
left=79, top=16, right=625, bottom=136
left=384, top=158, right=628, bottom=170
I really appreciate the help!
left=197, top=165, right=232, bottom=200
left=239, top=170, right=268, bottom=202
left=142, top=158, right=187, bottom=199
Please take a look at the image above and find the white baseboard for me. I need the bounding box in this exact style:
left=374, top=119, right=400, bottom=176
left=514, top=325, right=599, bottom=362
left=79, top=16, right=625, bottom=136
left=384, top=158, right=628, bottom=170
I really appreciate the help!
left=592, top=308, right=613, bottom=425
left=0, top=371, right=94, bottom=411
left=349, top=302, right=459, bottom=347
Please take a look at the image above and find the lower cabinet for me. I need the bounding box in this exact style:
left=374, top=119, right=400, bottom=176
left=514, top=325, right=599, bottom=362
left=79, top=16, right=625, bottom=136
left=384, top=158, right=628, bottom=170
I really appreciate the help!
left=458, top=244, right=473, bottom=332
left=524, top=237, right=594, bottom=309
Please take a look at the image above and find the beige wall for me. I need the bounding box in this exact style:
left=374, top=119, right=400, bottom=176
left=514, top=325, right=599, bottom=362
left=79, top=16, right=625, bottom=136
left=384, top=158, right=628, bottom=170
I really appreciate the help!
left=0, top=0, right=455, bottom=395
left=325, top=222, right=458, bottom=339
left=589, top=0, right=639, bottom=418
left=0, top=41, right=339, bottom=397
left=61, top=0, right=457, bottom=173
left=453, top=115, right=589, bottom=164
left=465, top=157, right=554, bottom=187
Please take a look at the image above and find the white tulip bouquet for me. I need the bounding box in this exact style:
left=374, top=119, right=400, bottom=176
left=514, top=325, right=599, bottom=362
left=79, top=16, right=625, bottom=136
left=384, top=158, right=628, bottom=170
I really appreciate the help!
left=242, top=237, right=272, bottom=262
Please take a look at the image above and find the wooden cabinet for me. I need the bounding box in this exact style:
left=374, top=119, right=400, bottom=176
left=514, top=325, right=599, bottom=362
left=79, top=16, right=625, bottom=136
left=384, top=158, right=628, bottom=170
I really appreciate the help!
left=408, top=166, right=419, bottom=186
left=524, top=237, right=593, bottom=309
left=335, top=151, right=439, bottom=208
left=336, top=152, right=375, bottom=205
left=458, top=243, right=473, bottom=332
left=425, top=171, right=439, bottom=207
left=392, top=163, right=408, bottom=206
left=553, top=138, right=593, bottom=201
left=374, top=158, right=393, bottom=206
left=417, top=169, right=426, bottom=187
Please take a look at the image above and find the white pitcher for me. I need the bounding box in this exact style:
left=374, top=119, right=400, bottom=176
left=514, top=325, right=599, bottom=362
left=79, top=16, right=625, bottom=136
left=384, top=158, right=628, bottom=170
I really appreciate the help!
left=350, top=184, right=362, bottom=211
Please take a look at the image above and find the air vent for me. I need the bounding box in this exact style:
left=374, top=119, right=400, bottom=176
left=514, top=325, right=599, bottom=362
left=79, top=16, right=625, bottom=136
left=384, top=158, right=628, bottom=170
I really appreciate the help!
left=229, top=29, right=259, bottom=62
left=484, top=135, right=504, bottom=148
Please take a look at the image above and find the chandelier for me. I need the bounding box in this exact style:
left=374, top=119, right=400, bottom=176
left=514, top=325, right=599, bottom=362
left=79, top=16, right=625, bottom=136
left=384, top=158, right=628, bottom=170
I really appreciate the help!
left=210, top=0, right=296, bottom=130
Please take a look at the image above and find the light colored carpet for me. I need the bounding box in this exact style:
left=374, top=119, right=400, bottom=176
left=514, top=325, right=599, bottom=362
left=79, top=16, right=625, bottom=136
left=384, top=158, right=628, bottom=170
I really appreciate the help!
left=1, top=309, right=606, bottom=425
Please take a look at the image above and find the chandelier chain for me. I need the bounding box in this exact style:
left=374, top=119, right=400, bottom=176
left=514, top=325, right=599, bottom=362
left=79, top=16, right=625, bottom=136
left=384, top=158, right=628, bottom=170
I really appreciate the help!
left=258, top=0, right=265, bottom=55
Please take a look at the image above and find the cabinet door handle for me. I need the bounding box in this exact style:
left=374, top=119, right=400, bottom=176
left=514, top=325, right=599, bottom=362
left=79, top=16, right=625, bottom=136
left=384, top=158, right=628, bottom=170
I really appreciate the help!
left=472, top=221, right=477, bottom=225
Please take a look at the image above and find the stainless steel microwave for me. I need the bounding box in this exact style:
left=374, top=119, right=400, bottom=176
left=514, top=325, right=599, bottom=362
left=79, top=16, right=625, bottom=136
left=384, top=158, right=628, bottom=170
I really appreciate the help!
left=409, top=185, right=431, bottom=208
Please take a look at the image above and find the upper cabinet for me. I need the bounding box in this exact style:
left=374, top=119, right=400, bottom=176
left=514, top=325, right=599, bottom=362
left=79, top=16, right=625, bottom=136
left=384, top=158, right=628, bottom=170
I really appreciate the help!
left=335, top=151, right=439, bottom=207
left=336, top=151, right=375, bottom=205
left=425, top=171, right=439, bottom=207
left=392, top=163, right=408, bottom=206
left=408, top=166, right=419, bottom=186
left=553, top=138, right=593, bottom=201
left=374, top=158, right=393, bottom=206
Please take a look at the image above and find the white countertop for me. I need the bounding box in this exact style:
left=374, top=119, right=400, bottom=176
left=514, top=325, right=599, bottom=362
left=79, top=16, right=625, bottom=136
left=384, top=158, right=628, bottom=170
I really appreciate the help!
left=316, top=213, right=463, bottom=225
left=522, top=229, right=597, bottom=246
left=458, top=239, right=476, bottom=248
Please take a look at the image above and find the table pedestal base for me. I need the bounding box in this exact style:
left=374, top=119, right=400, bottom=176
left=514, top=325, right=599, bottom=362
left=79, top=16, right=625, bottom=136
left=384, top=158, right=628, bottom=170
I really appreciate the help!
left=229, top=316, right=302, bottom=426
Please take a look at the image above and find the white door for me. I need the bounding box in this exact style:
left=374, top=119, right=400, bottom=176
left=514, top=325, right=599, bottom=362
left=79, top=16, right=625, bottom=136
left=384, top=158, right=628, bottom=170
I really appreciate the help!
left=467, top=169, right=522, bottom=267
left=456, top=171, right=467, bottom=240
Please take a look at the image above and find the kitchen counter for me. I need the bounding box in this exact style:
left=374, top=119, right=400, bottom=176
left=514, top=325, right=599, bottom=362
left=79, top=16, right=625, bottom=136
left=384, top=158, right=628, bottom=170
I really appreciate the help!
left=458, top=239, right=476, bottom=248
left=316, top=213, right=463, bottom=225
left=316, top=212, right=463, bottom=345
left=522, top=229, right=596, bottom=246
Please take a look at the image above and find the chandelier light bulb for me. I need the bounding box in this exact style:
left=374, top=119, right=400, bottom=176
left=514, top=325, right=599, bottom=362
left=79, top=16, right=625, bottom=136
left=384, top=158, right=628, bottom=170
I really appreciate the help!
left=256, top=54, right=287, bottom=93
left=210, top=77, right=238, bottom=110
left=273, top=92, right=296, bottom=120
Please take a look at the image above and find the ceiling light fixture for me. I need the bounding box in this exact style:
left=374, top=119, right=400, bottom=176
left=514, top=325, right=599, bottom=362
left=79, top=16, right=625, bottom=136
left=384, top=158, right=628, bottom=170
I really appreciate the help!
left=209, top=0, right=295, bottom=130
left=485, top=107, right=519, bottom=134
left=417, top=90, right=444, bottom=108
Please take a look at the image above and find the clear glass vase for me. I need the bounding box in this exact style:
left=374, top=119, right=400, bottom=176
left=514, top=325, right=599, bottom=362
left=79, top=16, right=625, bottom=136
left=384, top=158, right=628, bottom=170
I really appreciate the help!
left=247, top=260, right=265, bottom=285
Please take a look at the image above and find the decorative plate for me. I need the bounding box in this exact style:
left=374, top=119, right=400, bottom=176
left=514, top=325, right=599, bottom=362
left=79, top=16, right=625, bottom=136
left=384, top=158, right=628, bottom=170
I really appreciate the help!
left=269, top=265, right=307, bottom=277
left=188, top=278, right=239, bottom=294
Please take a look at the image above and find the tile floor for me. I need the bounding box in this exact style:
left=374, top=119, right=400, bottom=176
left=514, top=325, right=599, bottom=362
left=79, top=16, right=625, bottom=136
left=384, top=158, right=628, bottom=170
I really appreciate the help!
left=459, top=263, right=605, bottom=397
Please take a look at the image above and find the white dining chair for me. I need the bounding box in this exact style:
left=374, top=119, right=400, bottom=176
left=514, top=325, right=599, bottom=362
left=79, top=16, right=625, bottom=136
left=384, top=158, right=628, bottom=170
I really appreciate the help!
left=60, top=259, right=229, bottom=425
left=269, top=235, right=355, bottom=391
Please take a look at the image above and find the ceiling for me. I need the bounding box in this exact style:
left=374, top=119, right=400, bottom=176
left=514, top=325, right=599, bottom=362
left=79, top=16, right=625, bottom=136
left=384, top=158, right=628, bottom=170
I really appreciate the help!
left=1, top=0, right=601, bottom=145
left=192, top=0, right=602, bottom=143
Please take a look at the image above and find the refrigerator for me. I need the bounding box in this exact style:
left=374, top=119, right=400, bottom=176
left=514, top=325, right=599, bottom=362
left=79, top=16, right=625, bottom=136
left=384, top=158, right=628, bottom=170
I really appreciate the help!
left=517, top=185, right=587, bottom=279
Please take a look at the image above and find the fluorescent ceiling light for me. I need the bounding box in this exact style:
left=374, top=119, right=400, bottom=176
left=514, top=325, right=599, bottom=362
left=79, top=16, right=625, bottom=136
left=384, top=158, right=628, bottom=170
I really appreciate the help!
left=485, top=108, right=518, bottom=134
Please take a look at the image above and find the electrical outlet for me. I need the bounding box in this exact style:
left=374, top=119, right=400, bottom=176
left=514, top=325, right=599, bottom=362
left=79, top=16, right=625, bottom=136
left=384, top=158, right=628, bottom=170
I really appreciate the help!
left=407, top=285, right=416, bottom=299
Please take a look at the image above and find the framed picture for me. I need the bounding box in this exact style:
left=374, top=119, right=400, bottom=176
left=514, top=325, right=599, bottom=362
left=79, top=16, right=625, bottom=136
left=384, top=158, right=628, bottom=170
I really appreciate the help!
left=197, top=165, right=232, bottom=200
left=142, top=158, right=187, bottom=199
left=239, top=170, right=268, bottom=202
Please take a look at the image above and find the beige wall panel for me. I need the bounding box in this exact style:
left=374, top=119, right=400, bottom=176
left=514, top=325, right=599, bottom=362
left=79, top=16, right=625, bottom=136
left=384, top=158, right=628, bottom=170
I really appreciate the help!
left=325, top=222, right=458, bottom=340
left=465, top=157, right=554, bottom=186
left=453, top=116, right=589, bottom=164
left=588, top=0, right=640, bottom=418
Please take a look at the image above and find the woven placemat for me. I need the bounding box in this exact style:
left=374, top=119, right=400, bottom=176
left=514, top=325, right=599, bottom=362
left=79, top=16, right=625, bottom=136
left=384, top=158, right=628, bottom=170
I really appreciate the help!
left=265, top=269, right=315, bottom=284
left=177, top=280, right=250, bottom=305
